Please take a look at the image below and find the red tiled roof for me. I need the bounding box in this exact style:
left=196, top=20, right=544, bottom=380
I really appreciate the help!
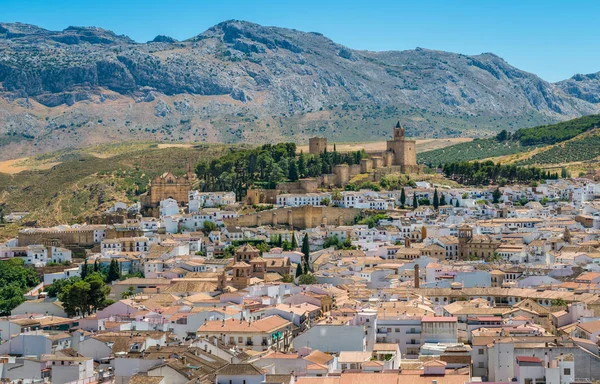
left=516, top=356, right=542, bottom=364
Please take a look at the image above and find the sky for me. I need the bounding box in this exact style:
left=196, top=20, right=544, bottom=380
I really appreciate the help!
left=2, top=0, right=599, bottom=82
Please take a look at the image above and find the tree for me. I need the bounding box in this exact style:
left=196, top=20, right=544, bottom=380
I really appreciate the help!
left=60, top=280, right=91, bottom=317
left=282, top=240, right=292, bottom=251
left=46, top=276, right=80, bottom=298
left=86, top=273, right=110, bottom=312
left=320, top=197, right=331, bottom=206
left=295, top=263, right=303, bottom=278
left=455, top=200, right=460, bottom=208
left=106, top=259, right=121, bottom=283
left=203, top=220, right=217, bottom=234
left=291, top=232, right=298, bottom=249
left=561, top=167, right=569, bottom=179
left=0, top=285, right=26, bottom=315
left=433, top=189, right=439, bottom=210
left=440, top=193, right=447, bottom=206
left=93, top=259, right=99, bottom=272
left=400, top=187, right=406, bottom=208
left=302, top=234, right=310, bottom=265
left=303, top=262, right=309, bottom=275
left=122, top=286, right=135, bottom=299
left=59, top=274, right=110, bottom=317
left=298, top=274, right=317, bottom=285
left=80, top=258, right=89, bottom=280
left=288, top=158, right=299, bottom=182
left=331, top=190, right=343, bottom=202
left=551, top=298, right=567, bottom=307
left=0, top=259, right=40, bottom=315
left=298, top=151, right=307, bottom=178
left=412, top=194, right=418, bottom=209
left=492, top=187, right=502, bottom=204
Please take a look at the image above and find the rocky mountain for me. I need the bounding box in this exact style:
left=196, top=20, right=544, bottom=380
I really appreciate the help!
left=0, top=20, right=598, bottom=159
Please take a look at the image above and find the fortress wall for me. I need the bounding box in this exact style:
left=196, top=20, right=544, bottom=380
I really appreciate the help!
left=225, top=206, right=361, bottom=229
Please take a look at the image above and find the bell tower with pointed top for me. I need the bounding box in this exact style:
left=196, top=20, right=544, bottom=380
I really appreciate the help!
left=386, top=121, right=418, bottom=172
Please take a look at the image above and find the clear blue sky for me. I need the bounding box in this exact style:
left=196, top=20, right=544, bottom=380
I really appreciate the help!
left=3, top=0, right=598, bottom=82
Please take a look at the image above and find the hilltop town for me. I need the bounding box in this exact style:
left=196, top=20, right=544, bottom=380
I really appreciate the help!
left=2, top=123, right=600, bottom=384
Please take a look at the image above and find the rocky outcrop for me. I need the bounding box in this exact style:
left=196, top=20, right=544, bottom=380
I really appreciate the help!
left=0, top=19, right=598, bottom=157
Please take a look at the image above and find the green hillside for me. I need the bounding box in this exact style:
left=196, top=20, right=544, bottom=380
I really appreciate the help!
left=418, top=114, right=600, bottom=165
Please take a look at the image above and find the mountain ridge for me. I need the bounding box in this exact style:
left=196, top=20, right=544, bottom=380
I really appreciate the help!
left=0, top=19, right=599, bottom=159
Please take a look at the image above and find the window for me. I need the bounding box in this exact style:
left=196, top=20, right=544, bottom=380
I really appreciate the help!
left=478, top=362, right=484, bottom=368
left=564, top=368, right=571, bottom=375
left=478, top=348, right=484, bottom=355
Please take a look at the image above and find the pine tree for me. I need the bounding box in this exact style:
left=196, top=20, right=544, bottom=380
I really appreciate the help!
left=400, top=188, right=406, bottom=208
left=80, top=259, right=89, bottom=280
left=291, top=232, right=298, bottom=249
left=412, top=194, right=418, bottom=209
left=302, top=234, right=310, bottom=265
left=433, top=189, right=439, bottom=210
left=295, top=263, right=303, bottom=278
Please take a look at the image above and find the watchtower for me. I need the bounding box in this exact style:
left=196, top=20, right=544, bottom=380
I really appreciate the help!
left=309, top=137, right=328, bottom=155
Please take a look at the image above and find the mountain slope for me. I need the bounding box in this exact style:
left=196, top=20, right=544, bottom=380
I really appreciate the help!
left=0, top=20, right=598, bottom=159
left=418, top=114, right=600, bottom=165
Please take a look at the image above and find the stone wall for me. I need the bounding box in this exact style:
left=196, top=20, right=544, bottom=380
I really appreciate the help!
left=225, top=206, right=361, bottom=229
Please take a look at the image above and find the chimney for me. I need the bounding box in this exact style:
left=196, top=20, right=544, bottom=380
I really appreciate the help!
left=414, top=264, right=420, bottom=289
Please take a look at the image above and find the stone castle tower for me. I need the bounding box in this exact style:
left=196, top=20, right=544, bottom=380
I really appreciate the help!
left=386, top=121, right=418, bottom=173
left=309, top=137, right=328, bottom=155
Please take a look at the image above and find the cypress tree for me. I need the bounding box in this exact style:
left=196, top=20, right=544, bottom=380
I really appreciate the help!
left=81, top=258, right=88, bottom=280
left=303, top=262, right=309, bottom=275
left=298, top=151, right=307, bottom=178
left=288, top=159, right=299, bottom=182
left=440, top=193, right=447, bottom=206
left=302, top=234, right=310, bottom=265
left=291, top=232, right=298, bottom=249
left=295, top=263, right=303, bottom=278
left=93, top=259, right=99, bottom=272
left=412, top=194, right=418, bottom=209
left=107, top=259, right=121, bottom=283
left=433, top=189, right=439, bottom=210
left=455, top=200, right=460, bottom=208
left=400, top=187, right=406, bottom=208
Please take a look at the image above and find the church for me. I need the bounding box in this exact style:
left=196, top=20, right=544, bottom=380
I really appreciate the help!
left=140, top=164, right=195, bottom=216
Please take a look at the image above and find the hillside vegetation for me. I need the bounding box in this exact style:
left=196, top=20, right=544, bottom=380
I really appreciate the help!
left=0, top=143, right=236, bottom=229
left=418, top=114, right=600, bottom=165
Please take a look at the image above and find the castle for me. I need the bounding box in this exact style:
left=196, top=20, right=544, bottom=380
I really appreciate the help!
left=248, top=121, right=420, bottom=204
left=385, top=121, right=419, bottom=173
